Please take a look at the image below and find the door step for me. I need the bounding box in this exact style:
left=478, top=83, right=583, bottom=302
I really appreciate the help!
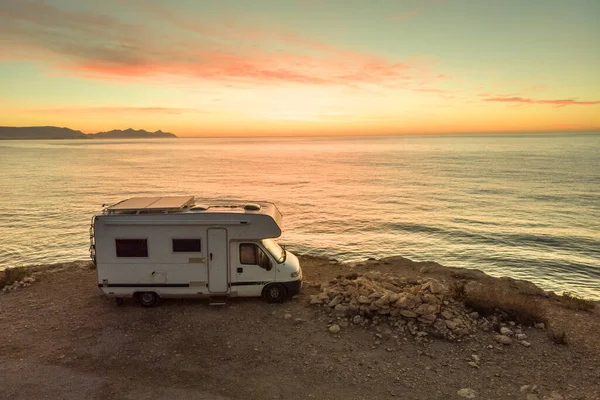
left=209, top=295, right=228, bottom=306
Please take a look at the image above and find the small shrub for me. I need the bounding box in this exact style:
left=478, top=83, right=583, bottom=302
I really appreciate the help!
left=460, top=286, right=546, bottom=326
left=559, top=292, right=595, bottom=312
left=0, top=267, right=32, bottom=289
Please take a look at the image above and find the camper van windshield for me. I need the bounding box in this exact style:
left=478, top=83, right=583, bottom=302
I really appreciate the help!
left=262, top=239, right=286, bottom=263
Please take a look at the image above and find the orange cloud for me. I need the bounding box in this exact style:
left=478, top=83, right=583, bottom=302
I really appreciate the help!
left=484, top=97, right=600, bottom=107
left=0, top=0, right=446, bottom=90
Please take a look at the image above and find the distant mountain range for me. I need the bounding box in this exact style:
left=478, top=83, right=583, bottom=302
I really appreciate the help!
left=0, top=126, right=177, bottom=140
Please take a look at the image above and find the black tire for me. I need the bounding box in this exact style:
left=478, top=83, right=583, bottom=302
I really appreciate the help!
left=138, top=292, right=159, bottom=307
left=263, top=283, right=287, bottom=303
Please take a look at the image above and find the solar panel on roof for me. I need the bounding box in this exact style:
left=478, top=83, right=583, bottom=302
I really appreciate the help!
left=107, top=196, right=194, bottom=211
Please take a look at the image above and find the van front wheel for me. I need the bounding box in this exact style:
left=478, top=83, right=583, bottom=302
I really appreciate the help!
left=263, top=283, right=287, bottom=303
left=138, top=292, right=159, bottom=307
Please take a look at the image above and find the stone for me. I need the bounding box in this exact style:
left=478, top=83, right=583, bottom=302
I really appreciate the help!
left=421, top=293, right=439, bottom=304
left=427, top=280, right=448, bottom=295
left=441, top=310, right=454, bottom=319
left=534, top=322, right=545, bottom=330
left=467, top=361, right=479, bottom=368
left=548, top=391, right=564, bottom=400
left=328, top=324, right=341, bottom=333
left=334, top=304, right=348, bottom=315
left=368, top=292, right=383, bottom=299
left=445, top=320, right=460, bottom=331
left=399, top=310, right=417, bottom=318
left=520, top=340, right=531, bottom=347
left=352, top=315, right=362, bottom=324
left=293, top=318, right=305, bottom=325
left=457, top=388, right=478, bottom=398
left=495, top=335, right=512, bottom=345
left=358, top=296, right=370, bottom=304
left=469, top=311, right=479, bottom=319
left=309, top=296, right=323, bottom=305
left=499, top=327, right=513, bottom=336
left=414, top=303, right=438, bottom=316
left=283, top=313, right=292, bottom=320
left=526, top=394, right=539, bottom=400
left=328, top=295, right=343, bottom=308
left=471, top=354, right=480, bottom=363
left=516, top=333, right=528, bottom=340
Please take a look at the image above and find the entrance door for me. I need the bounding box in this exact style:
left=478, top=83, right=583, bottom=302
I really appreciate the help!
left=207, top=228, right=228, bottom=293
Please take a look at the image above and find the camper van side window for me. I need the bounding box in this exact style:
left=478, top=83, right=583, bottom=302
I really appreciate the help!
left=239, top=243, right=257, bottom=265
left=115, top=239, right=148, bottom=257
left=172, top=239, right=201, bottom=252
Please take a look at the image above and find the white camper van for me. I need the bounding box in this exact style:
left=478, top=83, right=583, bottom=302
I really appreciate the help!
left=90, top=196, right=302, bottom=306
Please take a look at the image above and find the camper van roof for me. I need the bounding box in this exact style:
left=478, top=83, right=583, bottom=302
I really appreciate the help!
left=103, top=196, right=278, bottom=216
left=106, top=196, right=195, bottom=212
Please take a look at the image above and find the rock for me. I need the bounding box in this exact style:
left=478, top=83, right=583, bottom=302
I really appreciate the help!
left=352, top=315, right=362, bottom=324
left=358, top=296, right=370, bottom=304
left=469, top=311, right=479, bottom=319
left=516, top=333, right=528, bottom=340
left=457, top=388, right=478, bottom=398
left=334, top=304, right=348, bottom=315
left=520, top=340, right=531, bottom=347
left=328, top=295, right=343, bottom=308
left=309, top=295, right=323, bottom=305
left=328, top=324, right=341, bottom=333
left=368, top=292, right=383, bottom=299
left=293, top=318, right=305, bottom=325
left=526, top=394, right=539, bottom=400
left=426, top=280, right=448, bottom=295
left=547, top=391, right=564, bottom=400
left=471, top=354, right=480, bottom=363
left=399, top=310, right=417, bottom=318
left=283, top=313, right=292, bottom=320
left=495, top=335, right=512, bottom=345
left=441, top=310, right=454, bottom=319
left=445, top=320, right=460, bottom=330
left=534, top=322, right=545, bottom=330
left=499, top=327, right=513, bottom=336
left=467, top=361, right=479, bottom=368
left=414, top=303, right=438, bottom=316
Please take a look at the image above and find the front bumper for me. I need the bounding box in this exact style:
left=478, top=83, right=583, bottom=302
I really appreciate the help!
left=282, top=278, right=302, bottom=297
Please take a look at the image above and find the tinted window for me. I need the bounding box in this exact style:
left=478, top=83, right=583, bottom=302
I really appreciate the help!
left=240, top=243, right=257, bottom=265
left=172, top=239, right=201, bottom=252
left=239, top=243, right=272, bottom=271
left=116, top=239, right=148, bottom=257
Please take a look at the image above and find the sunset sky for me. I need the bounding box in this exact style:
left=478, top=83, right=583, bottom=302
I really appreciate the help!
left=1, top=0, right=599, bottom=136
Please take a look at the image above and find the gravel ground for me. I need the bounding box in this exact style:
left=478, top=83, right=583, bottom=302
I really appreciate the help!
left=1, top=257, right=599, bottom=400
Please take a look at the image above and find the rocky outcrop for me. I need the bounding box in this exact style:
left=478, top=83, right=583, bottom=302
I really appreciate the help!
left=309, top=271, right=483, bottom=340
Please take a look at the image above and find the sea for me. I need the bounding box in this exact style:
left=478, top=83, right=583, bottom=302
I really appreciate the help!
left=1, top=134, right=599, bottom=299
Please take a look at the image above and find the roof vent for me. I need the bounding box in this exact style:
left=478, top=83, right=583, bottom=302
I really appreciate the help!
left=244, top=203, right=261, bottom=211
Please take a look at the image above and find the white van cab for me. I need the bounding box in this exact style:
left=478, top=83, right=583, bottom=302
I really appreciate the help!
left=90, top=196, right=302, bottom=306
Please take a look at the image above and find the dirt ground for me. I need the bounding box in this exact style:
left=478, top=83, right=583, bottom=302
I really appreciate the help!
left=1, top=256, right=599, bottom=400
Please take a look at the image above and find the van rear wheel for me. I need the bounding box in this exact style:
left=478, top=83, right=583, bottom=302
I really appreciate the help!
left=138, top=292, right=159, bottom=307
left=263, top=283, right=287, bottom=303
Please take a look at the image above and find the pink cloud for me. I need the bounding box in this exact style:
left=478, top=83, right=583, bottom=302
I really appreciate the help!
left=0, top=0, right=442, bottom=89
left=484, top=97, right=600, bottom=107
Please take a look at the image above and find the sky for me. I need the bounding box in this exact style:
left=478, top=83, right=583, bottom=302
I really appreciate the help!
left=0, top=0, right=599, bottom=136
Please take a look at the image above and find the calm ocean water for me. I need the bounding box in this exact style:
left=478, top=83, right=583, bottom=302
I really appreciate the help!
left=0, top=134, right=599, bottom=299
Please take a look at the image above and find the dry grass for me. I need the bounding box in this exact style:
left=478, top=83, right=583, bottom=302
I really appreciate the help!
left=558, top=291, right=595, bottom=312
left=453, top=283, right=547, bottom=325
left=0, top=267, right=31, bottom=289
